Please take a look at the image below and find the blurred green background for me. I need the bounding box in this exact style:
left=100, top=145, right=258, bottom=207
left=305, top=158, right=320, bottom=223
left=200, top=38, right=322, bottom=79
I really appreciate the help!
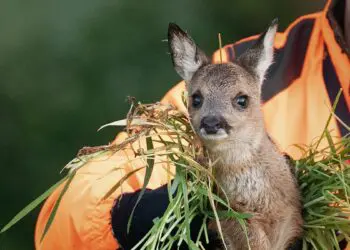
left=0, top=0, right=324, bottom=249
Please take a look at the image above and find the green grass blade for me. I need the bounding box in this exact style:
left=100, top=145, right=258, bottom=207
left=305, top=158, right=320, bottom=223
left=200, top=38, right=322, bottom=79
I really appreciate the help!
left=325, top=129, right=336, bottom=153
left=102, top=166, right=144, bottom=200
left=207, top=179, right=228, bottom=250
left=0, top=176, right=68, bottom=234
left=314, top=88, right=342, bottom=149
left=40, top=171, right=76, bottom=242
left=127, top=136, right=155, bottom=233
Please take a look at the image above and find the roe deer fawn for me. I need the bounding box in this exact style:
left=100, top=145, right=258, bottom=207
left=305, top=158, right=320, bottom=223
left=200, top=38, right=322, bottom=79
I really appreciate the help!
left=168, top=20, right=303, bottom=250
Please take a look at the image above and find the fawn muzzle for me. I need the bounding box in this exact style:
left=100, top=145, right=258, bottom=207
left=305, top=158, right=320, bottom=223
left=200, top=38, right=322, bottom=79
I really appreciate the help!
left=199, top=116, right=231, bottom=140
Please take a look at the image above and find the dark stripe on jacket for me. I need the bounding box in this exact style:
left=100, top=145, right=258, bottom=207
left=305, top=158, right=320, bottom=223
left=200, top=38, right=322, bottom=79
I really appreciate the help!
left=322, top=46, right=349, bottom=137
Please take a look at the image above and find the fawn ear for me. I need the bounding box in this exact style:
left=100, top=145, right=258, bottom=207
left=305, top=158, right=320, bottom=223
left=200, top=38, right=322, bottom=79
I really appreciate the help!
left=238, top=19, right=278, bottom=85
left=168, top=23, right=210, bottom=81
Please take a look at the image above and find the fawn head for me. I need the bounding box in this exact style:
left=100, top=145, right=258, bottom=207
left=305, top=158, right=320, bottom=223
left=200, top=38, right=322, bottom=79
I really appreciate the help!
left=168, top=20, right=278, bottom=164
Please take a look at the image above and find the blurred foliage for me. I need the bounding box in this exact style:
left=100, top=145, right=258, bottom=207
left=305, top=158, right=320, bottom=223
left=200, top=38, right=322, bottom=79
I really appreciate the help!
left=0, top=0, right=323, bottom=249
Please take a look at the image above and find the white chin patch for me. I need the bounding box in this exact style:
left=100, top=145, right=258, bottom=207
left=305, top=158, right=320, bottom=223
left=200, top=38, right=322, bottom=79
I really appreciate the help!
left=199, top=128, right=228, bottom=141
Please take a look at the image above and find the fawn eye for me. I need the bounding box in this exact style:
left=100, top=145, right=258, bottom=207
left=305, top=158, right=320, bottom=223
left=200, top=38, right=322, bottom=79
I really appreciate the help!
left=234, top=95, right=249, bottom=109
left=191, top=93, right=203, bottom=108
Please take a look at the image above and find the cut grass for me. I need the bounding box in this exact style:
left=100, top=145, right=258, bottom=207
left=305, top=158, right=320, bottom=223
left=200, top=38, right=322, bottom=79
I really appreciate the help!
left=1, top=95, right=349, bottom=249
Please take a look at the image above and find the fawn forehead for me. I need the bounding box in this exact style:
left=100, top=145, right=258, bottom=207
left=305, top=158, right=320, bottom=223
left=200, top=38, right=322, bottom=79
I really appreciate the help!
left=189, top=63, right=258, bottom=96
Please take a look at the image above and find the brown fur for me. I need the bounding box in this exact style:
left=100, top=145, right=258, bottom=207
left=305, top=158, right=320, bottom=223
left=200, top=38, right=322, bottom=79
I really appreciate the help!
left=168, top=21, right=303, bottom=250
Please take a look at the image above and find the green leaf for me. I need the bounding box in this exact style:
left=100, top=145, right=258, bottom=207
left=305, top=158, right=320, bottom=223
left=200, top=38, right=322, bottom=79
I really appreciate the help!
left=40, top=171, right=77, bottom=242
left=0, top=176, right=68, bottom=234
left=127, top=136, right=155, bottom=233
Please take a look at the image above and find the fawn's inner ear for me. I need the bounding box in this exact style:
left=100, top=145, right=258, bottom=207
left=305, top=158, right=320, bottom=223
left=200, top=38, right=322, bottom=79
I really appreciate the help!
left=238, top=19, right=278, bottom=85
left=168, top=23, right=209, bottom=81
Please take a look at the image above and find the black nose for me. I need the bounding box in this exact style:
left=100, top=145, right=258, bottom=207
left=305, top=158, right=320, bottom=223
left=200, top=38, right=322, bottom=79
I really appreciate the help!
left=200, top=116, right=227, bottom=134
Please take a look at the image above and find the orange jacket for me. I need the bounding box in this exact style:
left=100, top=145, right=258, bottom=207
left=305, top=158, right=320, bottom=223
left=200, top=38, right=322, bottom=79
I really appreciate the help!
left=35, top=1, right=349, bottom=249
